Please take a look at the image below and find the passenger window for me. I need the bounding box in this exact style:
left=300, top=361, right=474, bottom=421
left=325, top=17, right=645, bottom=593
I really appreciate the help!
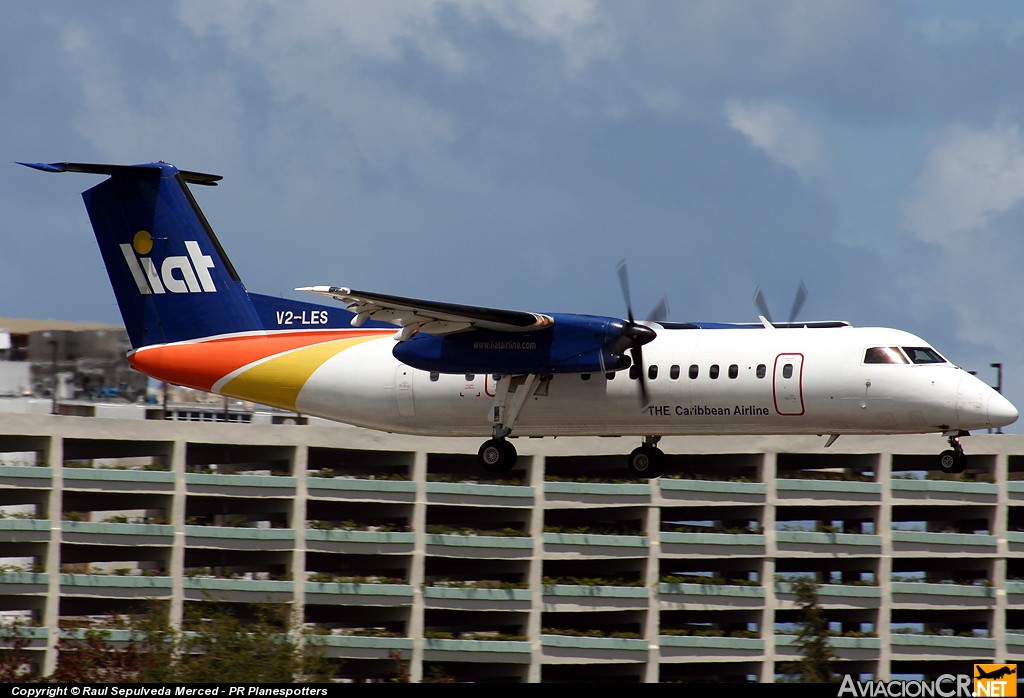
left=465, top=374, right=475, bottom=381
left=710, top=364, right=720, bottom=379
left=728, top=364, right=739, bottom=379
left=648, top=365, right=658, bottom=380
left=581, top=373, right=590, bottom=381
left=430, top=372, right=440, bottom=382
left=629, top=365, right=641, bottom=380
left=606, top=372, right=615, bottom=380
left=864, top=347, right=908, bottom=364
left=903, top=347, right=946, bottom=364
left=670, top=365, right=680, bottom=380
left=689, top=364, right=699, bottom=379
left=783, top=364, right=793, bottom=379
left=756, top=364, right=766, bottom=379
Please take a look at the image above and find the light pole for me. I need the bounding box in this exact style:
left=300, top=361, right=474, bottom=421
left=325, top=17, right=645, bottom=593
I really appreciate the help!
left=991, top=363, right=1004, bottom=434
left=45, top=333, right=58, bottom=415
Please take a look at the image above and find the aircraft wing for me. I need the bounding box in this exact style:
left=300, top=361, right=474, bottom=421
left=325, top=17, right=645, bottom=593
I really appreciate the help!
left=297, top=286, right=554, bottom=341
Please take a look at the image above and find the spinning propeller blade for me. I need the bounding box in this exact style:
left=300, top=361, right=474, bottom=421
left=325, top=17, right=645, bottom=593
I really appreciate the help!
left=647, top=295, right=670, bottom=325
left=753, top=286, right=772, bottom=323
left=788, top=281, right=808, bottom=325
left=616, top=260, right=635, bottom=325
left=616, top=260, right=659, bottom=406
left=754, top=281, right=808, bottom=326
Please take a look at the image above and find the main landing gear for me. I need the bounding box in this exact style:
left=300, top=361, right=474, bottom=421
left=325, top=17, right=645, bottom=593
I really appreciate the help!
left=480, top=432, right=670, bottom=478
left=627, top=436, right=665, bottom=479
left=475, top=374, right=545, bottom=474
left=938, top=432, right=968, bottom=474
left=478, top=434, right=518, bottom=474
left=474, top=371, right=671, bottom=479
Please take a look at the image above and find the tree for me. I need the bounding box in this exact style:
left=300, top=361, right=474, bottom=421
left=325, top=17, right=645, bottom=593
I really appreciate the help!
left=782, top=576, right=837, bottom=683
left=385, top=650, right=410, bottom=683
left=50, top=626, right=149, bottom=683
left=0, top=622, right=35, bottom=682
left=168, top=602, right=327, bottom=683
left=46, top=602, right=329, bottom=683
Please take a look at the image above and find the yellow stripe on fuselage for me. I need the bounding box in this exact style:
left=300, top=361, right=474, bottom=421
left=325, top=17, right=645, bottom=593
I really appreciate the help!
left=220, top=335, right=381, bottom=410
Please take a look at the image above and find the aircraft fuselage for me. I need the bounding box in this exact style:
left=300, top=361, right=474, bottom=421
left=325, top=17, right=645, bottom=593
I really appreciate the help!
left=130, top=324, right=1012, bottom=439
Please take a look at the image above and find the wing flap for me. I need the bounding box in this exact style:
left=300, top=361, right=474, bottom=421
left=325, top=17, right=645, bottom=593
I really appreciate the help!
left=297, top=286, right=553, bottom=339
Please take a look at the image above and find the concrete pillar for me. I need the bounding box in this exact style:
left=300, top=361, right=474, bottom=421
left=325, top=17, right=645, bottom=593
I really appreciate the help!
left=42, top=428, right=62, bottom=677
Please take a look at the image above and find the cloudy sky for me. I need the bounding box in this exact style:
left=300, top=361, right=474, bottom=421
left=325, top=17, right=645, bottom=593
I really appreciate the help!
left=3, top=1, right=1024, bottom=432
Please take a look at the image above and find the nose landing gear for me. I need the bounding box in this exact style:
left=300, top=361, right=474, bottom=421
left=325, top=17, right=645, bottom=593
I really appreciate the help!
left=938, top=432, right=967, bottom=474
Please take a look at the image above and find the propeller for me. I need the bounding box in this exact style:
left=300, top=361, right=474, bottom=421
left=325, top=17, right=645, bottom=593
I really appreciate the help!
left=616, top=260, right=660, bottom=406
left=646, top=294, right=671, bottom=326
left=753, top=281, right=807, bottom=326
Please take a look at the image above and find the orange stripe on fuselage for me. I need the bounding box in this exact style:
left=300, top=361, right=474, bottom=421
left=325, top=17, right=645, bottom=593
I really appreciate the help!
left=128, top=330, right=393, bottom=392
left=220, top=334, right=384, bottom=411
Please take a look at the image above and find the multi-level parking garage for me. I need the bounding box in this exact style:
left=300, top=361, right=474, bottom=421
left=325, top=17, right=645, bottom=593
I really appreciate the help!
left=1, top=406, right=1023, bottom=683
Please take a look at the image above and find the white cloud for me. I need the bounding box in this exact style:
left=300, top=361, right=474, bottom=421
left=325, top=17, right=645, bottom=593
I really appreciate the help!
left=178, top=2, right=465, bottom=74
left=177, top=0, right=607, bottom=79
left=723, top=99, right=831, bottom=183
left=451, top=0, right=611, bottom=73
left=902, top=120, right=1024, bottom=245
left=915, top=17, right=981, bottom=45
left=166, top=0, right=612, bottom=178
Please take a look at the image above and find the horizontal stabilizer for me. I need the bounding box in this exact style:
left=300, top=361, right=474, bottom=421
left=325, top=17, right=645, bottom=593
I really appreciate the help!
left=17, top=161, right=222, bottom=186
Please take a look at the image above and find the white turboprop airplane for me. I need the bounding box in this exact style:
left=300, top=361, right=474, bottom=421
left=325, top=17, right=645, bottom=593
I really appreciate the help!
left=21, top=161, right=1019, bottom=478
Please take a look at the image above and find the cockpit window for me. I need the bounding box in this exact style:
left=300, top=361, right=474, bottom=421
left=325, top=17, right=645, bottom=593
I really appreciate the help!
left=864, top=347, right=908, bottom=364
left=903, top=346, right=947, bottom=364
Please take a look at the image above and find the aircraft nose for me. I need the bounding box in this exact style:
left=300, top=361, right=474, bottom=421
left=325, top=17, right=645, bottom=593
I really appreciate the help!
left=988, top=390, right=1019, bottom=428
left=956, top=374, right=1017, bottom=429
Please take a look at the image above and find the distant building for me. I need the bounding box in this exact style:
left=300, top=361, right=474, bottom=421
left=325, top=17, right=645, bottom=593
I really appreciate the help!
left=0, top=318, right=289, bottom=420
left=0, top=329, right=30, bottom=397
left=0, top=318, right=144, bottom=403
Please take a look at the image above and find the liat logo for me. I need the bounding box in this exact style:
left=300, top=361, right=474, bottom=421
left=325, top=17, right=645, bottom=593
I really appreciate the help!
left=120, top=230, right=216, bottom=295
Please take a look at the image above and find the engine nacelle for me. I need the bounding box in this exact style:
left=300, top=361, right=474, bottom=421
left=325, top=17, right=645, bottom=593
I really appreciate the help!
left=391, top=313, right=636, bottom=374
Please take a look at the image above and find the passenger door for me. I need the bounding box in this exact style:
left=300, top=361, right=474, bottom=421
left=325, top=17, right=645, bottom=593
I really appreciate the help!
left=773, top=353, right=805, bottom=416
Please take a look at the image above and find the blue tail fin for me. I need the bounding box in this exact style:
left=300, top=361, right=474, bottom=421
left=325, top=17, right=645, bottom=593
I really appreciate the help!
left=21, top=161, right=351, bottom=348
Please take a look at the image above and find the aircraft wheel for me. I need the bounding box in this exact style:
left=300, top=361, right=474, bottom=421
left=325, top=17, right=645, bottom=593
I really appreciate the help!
left=627, top=446, right=665, bottom=478
left=938, top=449, right=967, bottom=474
left=478, top=439, right=517, bottom=473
